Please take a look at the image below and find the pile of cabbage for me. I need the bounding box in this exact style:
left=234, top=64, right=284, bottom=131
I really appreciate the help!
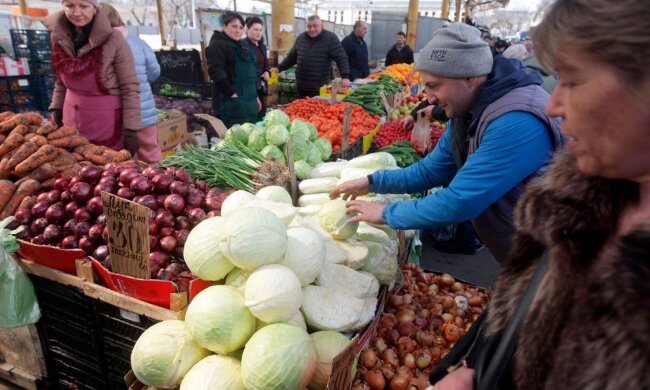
left=222, top=110, right=333, bottom=180
left=130, top=178, right=404, bottom=389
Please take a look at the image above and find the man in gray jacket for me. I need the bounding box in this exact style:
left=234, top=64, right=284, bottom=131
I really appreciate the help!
left=273, top=16, right=350, bottom=98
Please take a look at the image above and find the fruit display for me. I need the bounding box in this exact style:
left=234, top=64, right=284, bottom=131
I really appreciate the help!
left=352, top=263, right=489, bottom=390
left=388, top=93, right=427, bottom=122
left=374, top=119, right=447, bottom=154
left=343, top=75, right=403, bottom=116
left=369, top=63, right=421, bottom=87
left=377, top=142, right=422, bottom=168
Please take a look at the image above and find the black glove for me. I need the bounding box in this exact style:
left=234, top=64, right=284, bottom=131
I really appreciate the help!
left=51, top=109, right=63, bottom=127
left=124, top=130, right=139, bottom=158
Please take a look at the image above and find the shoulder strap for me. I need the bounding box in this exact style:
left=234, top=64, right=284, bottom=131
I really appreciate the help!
left=475, top=250, right=550, bottom=390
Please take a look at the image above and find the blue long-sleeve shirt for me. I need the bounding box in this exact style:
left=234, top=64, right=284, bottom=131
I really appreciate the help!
left=370, top=111, right=553, bottom=230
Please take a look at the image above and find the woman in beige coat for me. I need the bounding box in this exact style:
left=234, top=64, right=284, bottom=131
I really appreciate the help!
left=42, top=0, right=141, bottom=154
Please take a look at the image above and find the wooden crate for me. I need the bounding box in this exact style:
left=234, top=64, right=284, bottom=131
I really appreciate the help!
left=0, top=325, right=46, bottom=390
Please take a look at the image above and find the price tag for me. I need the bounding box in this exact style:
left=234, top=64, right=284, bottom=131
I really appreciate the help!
left=330, top=79, right=340, bottom=104
left=341, top=104, right=352, bottom=151
left=101, top=192, right=151, bottom=279
left=379, top=90, right=392, bottom=119
left=285, top=138, right=299, bottom=206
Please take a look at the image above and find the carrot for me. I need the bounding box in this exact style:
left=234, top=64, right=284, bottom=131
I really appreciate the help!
left=15, top=162, right=58, bottom=184
left=0, top=148, right=19, bottom=180
left=47, top=125, right=78, bottom=140
left=7, top=142, right=39, bottom=170
left=0, top=179, right=40, bottom=219
left=28, top=134, right=48, bottom=147
left=49, top=135, right=88, bottom=148
left=87, top=153, right=110, bottom=165
left=17, top=195, right=36, bottom=212
left=41, top=177, right=56, bottom=189
left=15, top=144, right=58, bottom=174
left=0, top=112, right=14, bottom=122
left=0, top=133, right=25, bottom=157
left=9, top=124, right=30, bottom=136
left=59, top=164, right=81, bottom=178
left=0, top=135, right=5, bottom=144
left=0, top=113, right=42, bottom=132
left=0, top=180, right=16, bottom=214
left=52, top=148, right=77, bottom=168
left=36, top=122, right=57, bottom=135
left=71, top=152, right=84, bottom=162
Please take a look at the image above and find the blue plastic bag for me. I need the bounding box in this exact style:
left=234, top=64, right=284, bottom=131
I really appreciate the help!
left=0, top=217, right=41, bottom=328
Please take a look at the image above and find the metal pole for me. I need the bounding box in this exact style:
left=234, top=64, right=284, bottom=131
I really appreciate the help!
left=406, top=0, right=419, bottom=48
left=157, top=0, right=165, bottom=46
left=233, top=0, right=238, bottom=12
left=18, top=0, right=27, bottom=16
left=271, top=0, right=296, bottom=54
left=441, top=0, right=450, bottom=19
left=454, top=0, right=462, bottom=21
left=191, top=0, right=197, bottom=28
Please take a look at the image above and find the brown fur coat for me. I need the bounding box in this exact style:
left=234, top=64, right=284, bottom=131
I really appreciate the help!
left=485, top=150, right=649, bottom=389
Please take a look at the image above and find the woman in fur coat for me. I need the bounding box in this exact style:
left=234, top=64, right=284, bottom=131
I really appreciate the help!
left=432, top=0, right=650, bottom=388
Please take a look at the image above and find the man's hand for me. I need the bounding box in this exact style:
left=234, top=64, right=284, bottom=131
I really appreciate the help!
left=329, top=177, right=370, bottom=201
left=270, top=67, right=279, bottom=74
left=262, top=71, right=270, bottom=81
left=432, top=367, right=475, bottom=390
left=400, top=115, right=415, bottom=130
left=51, top=109, right=63, bottom=127
left=124, top=131, right=139, bottom=157
left=231, top=93, right=239, bottom=98
left=341, top=78, right=351, bottom=88
left=419, top=104, right=435, bottom=121
left=345, top=200, right=384, bottom=224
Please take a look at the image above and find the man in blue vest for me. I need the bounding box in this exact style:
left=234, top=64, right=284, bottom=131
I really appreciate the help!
left=341, top=20, right=370, bottom=80
left=330, top=23, right=563, bottom=263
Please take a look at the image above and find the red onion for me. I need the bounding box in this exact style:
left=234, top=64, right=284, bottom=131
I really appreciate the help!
left=155, top=210, right=175, bottom=227
left=93, top=245, right=109, bottom=261
left=98, top=176, right=116, bottom=186
left=63, top=219, right=77, bottom=235
left=86, top=196, right=104, bottom=216
left=14, top=209, right=31, bottom=225
left=185, top=189, right=202, bottom=208
left=43, top=224, right=63, bottom=244
left=187, top=208, right=206, bottom=225
left=47, top=189, right=61, bottom=203
left=65, top=202, right=80, bottom=217
left=152, top=174, right=173, bottom=193
left=70, top=182, right=93, bottom=203
left=94, top=183, right=115, bottom=196
left=74, top=208, right=91, bottom=222
left=137, top=194, right=158, bottom=210
left=60, top=190, right=72, bottom=202
left=172, top=169, right=190, bottom=182
left=69, top=176, right=80, bottom=187
left=102, top=227, right=109, bottom=242
left=30, top=218, right=48, bottom=235
left=88, top=224, right=104, bottom=242
left=31, top=201, right=50, bottom=218
left=36, top=192, right=50, bottom=203
left=164, top=194, right=185, bottom=215
left=175, top=229, right=190, bottom=246
left=45, top=204, right=66, bottom=224
left=116, top=187, right=135, bottom=200
left=159, top=236, right=178, bottom=253
left=150, top=235, right=158, bottom=249
left=158, top=227, right=175, bottom=238
left=206, top=210, right=221, bottom=218
left=174, top=216, right=191, bottom=230
left=74, top=221, right=91, bottom=239
left=142, top=166, right=163, bottom=179
left=203, top=195, right=222, bottom=211
left=148, top=220, right=159, bottom=236
left=79, top=165, right=102, bottom=185
left=195, top=180, right=207, bottom=192
left=119, top=168, right=140, bottom=187
left=96, top=214, right=107, bottom=225
left=169, top=181, right=188, bottom=196
left=31, top=234, right=45, bottom=245
left=54, top=177, right=71, bottom=191
left=130, top=176, right=152, bottom=195
left=78, top=236, right=96, bottom=255
left=61, top=235, right=78, bottom=249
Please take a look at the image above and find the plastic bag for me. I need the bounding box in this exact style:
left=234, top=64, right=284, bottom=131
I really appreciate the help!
left=411, top=115, right=431, bottom=155
left=0, top=217, right=41, bottom=328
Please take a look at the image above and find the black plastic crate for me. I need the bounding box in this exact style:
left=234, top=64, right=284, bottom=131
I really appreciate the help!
left=12, top=43, right=31, bottom=59
left=39, top=312, right=102, bottom=364
left=10, top=29, right=29, bottom=46
left=108, top=373, right=128, bottom=390
left=334, top=138, right=364, bottom=161
left=30, top=61, right=53, bottom=77
left=30, top=275, right=96, bottom=327
left=94, top=300, right=158, bottom=346
left=49, top=349, right=107, bottom=390
left=103, top=338, right=133, bottom=379
left=30, top=49, right=52, bottom=62
left=27, top=29, right=51, bottom=47
left=0, top=76, right=34, bottom=93
left=152, top=80, right=211, bottom=100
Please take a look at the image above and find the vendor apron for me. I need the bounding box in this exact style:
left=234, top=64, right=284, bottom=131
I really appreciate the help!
left=61, top=71, right=124, bottom=150
left=219, top=41, right=259, bottom=128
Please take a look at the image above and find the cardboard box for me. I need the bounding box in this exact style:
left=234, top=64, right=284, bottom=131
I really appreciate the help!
left=157, top=114, right=187, bottom=152
left=0, top=57, right=30, bottom=76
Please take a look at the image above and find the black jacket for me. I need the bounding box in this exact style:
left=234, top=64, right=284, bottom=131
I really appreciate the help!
left=247, top=37, right=269, bottom=77
left=206, top=31, right=240, bottom=99
left=278, top=30, right=350, bottom=93
left=385, top=44, right=414, bottom=66
left=341, top=33, right=369, bottom=80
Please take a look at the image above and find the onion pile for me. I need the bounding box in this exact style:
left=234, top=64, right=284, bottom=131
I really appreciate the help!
left=12, top=162, right=229, bottom=289
left=352, top=263, right=488, bottom=390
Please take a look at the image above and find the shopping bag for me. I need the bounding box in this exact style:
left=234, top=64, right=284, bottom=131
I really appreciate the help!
left=411, top=114, right=431, bottom=155
left=0, top=217, right=41, bottom=328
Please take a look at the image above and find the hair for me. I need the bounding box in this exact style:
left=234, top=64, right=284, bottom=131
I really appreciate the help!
left=353, top=20, right=366, bottom=29
left=245, top=16, right=263, bottom=29
left=98, top=3, right=124, bottom=28
left=307, top=15, right=321, bottom=22
left=494, top=39, right=507, bottom=49
left=534, top=0, right=650, bottom=83
left=396, top=31, right=406, bottom=37
left=221, top=11, right=244, bottom=27
left=503, top=44, right=528, bottom=61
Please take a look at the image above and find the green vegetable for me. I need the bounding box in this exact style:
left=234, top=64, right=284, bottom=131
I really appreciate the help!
left=180, top=355, right=245, bottom=390
left=306, top=143, right=322, bottom=166
left=266, top=124, right=290, bottom=146
left=293, top=160, right=312, bottom=180
left=264, top=109, right=290, bottom=127
left=183, top=217, right=234, bottom=281
left=313, top=138, right=333, bottom=161
left=160, top=144, right=264, bottom=192
left=308, top=331, right=351, bottom=390
left=244, top=264, right=303, bottom=323
left=260, top=144, right=286, bottom=164
left=289, top=119, right=311, bottom=140
left=248, top=126, right=268, bottom=151
left=317, top=199, right=359, bottom=240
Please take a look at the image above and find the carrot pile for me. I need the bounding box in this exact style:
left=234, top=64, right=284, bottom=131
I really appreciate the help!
left=281, top=98, right=380, bottom=154
left=0, top=111, right=132, bottom=191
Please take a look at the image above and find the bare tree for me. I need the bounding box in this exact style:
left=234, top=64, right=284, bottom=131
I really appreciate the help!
left=131, top=0, right=150, bottom=25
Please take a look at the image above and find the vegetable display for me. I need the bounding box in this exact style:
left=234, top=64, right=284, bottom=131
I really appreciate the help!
left=368, top=63, right=421, bottom=87
left=377, top=142, right=422, bottom=168
left=343, top=75, right=403, bottom=116
left=352, top=263, right=489, bottom=390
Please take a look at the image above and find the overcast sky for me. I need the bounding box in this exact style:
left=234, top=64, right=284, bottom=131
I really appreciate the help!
left=505, top=0, right=543, bottom=11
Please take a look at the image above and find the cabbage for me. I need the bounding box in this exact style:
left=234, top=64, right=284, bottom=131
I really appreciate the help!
left=256, top=310, right=307, bottom=332
left=266, top=124, right=290, bottom=146
left=260, top=144, right=286, bottom=164
left=306, top=143, right=323, bottom=166
left=306, top=122, right=319, bottom=141
left=317, top=199, right=358, bottom=240
left=225, top=267, right=250, bottom=290
left=240, top=122, right=257, bottom=134
left=283, top=135, right=310, bottom=162
left=247, top=126, right=268, bottom=151
left=356, top=222, right=392, bottom=245
left=290, top=119, right=311, bottom=140
left=279, top=227, right=325, bottom=286
left=299, top=177, right=339, bottom=195
left=241, top=199, right=296, bottom=226
left=313, top=138, right=332, bottom=161
left=297, top=205, right=322, bottom=216
left=180, top=355, right=245, bottom=390
left=225, top=125, right=249, bottom=145
left=221, top=190, right=255, bottom=216
left=219, top=207, right=288, bottom=270
left=339, top=167, right=378, bottom=183
left=298, top=193, right=330, bottom=207
left=317, top=263, right=379, bottom=299
left=301, top=286, right=365, bottom=332
left=323, top=238, right=348, bottom=264
left=308, top=331, right=350, bottom=390
left=333, top=239, right=370, bottom=269
left=356, top=297, right=378, bottom=330
left=244, top=264, right=303, bottom=323
left=361, top=242, right=398, bottom=285
left=241, top=323, right=317, bottom=390
left=185, top=286, right=256, bottom=354
left=256, top=185, right=292, bottom=204
left=265, top=109, right=290, bottom=127
left=294, top=160, right=313, bottom=180
left=183, top=217, right=233, bottom=281
left=348, top=152, right=397, bottom=170
left=309, top=161, right=348, bottom=179
left=131, top=320, right=209, bottom=388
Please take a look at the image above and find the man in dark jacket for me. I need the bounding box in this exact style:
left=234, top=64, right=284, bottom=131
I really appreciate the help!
left=274, top=15, right=350, bottom=98
left=385, top=31, right=414, bottom=66
left=341, top=21, right=369, bottom=80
